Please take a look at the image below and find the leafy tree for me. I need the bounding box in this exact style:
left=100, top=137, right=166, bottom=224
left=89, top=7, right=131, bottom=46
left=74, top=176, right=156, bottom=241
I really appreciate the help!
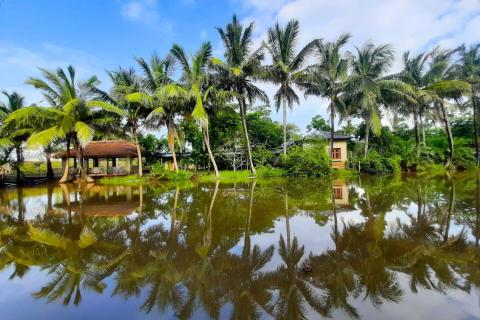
left=307, top=115, right=331, bottom=132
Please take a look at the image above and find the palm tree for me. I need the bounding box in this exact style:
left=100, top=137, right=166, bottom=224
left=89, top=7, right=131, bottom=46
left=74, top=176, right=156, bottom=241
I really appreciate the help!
left=347, top=43, right=417, bottom=158
left=170, top=42, right=229, bottom=176
left=298, top=33, right=351, bottom=161
left=264, top=19, right=319, bottom=155
left=213, top=15, right=269, bottom=175
left=3, top=66, right=122, bottom=182
left=89, top=67, right=148, bottom=177
left=456, top=44, right=480, bottom=166
left=135, top=54, right=184, bottom=171
left=421, top=47, right=471, bottom=167
left=0, top=91, right=29, bottom=182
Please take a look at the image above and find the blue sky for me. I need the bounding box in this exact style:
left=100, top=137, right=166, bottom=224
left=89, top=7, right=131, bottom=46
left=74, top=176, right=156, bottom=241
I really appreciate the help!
left=0, top=0, right=479, bottom=132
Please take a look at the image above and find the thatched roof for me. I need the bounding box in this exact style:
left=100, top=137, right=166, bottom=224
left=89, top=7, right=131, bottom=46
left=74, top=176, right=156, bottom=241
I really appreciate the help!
left=56, top=140, right=138, bottom=158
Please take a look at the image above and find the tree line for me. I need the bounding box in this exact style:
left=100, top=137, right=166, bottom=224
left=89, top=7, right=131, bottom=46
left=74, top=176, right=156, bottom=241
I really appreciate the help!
left=0, top=15, right=479, bottom=182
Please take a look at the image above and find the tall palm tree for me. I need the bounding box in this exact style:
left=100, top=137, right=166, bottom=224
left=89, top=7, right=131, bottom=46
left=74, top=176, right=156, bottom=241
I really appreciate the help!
left=135, top=54, right=183, bottom=171
left=456, top=44, right=480, bottom=166
left=421, top=47, right=471, bottom=167
left=264, top=19, right=319, bottom=155
left=3, top=66, right=122, bottom=182
left=170, top=42, right=229, bottom=176
left=298, top=33, right=351, bottom=161
left=89, top=67, right=148, bottom=177
left=347, top=43, right=417, bottom=158
left=213, top=15, right=269, bottom=175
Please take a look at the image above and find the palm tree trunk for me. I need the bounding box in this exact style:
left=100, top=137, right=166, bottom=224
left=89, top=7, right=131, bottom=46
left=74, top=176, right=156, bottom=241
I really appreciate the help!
left=413, top=111, right=420, bottom=158
left=45, top=149, right=54, bottom=179
left=203, top=126, right=219, bottom=177
left=476, top=170, right=479, bottom=247
left=59, top=138, right=70, bottom=183
left=444, top=174, right=455, bottom=243
left=283, top=99, right=287, bottom=156
left=364, top=121, right=370, bottom=159
left=15, top=145, right=24, bottom=184
left=133, top=129, right=143, bottom=177
left=330, top=100, right=335, bottom=165
left=440, top=102, right=454, bottom=168
left=419, top=112, right=426, bottom=146
left=244, top=180, right=256, bottom=256
left=167, top=121, right=179, bottom=172
left=285, top=191, right=290, bottom=253
left=472, top=89, right=479, bottom=166
left=239, top=97, right=256, bottom=175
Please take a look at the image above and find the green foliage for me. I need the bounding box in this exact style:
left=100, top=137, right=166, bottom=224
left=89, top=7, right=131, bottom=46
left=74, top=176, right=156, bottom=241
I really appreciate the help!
left=196, top=170, right=252, bottom=183
left=360, top=151, right=401, bottom=174
left=150, top=163, right=193, bottom=181
left=252, top=145, right=274, bottom=167
left=307, top=115, right=331, bottom=132
left=246, top=111, right=283, bottom=149
left=99, top=175, right=147, bottom=185
left=282, top=143, right=332, bottom=177
left=256, top=166, right=287, bottom=177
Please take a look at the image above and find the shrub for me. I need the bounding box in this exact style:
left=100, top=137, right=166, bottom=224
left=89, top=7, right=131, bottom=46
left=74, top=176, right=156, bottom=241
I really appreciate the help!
left=256, top=166, right=286, bottom=177
left=150, top=163, right=193, bottom=181
left=282, top=143, right=332, bottom=177
left=252, top=145, right=275, bottom=167
left=360, top=151, right=401, bottom=174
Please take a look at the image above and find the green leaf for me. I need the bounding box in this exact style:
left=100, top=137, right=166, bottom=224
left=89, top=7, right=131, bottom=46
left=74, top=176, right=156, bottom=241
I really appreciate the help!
left=26, top=127, right=65, bottom=148
left=74, top=121, right=94, bottom=146
left=77, top=227, right=97, bottom=248
left=28, top=225, right=67, bottom=249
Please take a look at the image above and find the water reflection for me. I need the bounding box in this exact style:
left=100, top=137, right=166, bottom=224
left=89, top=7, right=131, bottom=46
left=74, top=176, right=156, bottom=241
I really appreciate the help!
left=0, top=173, right=479, bottom=319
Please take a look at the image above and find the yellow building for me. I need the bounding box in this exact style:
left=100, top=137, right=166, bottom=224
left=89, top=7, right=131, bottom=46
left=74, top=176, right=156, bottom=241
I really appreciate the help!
left=304, top=131, right=351, bottom=169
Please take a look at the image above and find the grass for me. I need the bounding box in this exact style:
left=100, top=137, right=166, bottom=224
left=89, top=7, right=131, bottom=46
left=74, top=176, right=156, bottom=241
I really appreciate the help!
left=98, top=175, right=148, bottom=185
left=19, top=161, right=63, bottom=175
left=195, top=167, right=287, bottom=183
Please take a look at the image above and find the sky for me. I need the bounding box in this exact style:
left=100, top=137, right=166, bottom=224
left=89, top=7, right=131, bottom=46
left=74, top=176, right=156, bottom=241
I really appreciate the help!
left=0, top=0, right=479, bottom=133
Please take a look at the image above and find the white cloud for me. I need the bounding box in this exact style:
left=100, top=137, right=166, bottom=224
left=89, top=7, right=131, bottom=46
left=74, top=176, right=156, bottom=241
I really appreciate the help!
left=238, top=0, right=480, bottom=131
left=120, top=0, right=173, bottom=33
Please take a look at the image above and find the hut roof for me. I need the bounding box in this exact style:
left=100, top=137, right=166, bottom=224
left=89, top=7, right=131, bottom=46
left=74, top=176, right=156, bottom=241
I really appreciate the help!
left=56, top=140, right=138, bottom=158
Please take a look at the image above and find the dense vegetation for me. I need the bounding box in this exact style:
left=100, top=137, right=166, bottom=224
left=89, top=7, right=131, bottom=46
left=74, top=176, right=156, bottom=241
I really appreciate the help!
left=0, top=15, right=479, bottom=183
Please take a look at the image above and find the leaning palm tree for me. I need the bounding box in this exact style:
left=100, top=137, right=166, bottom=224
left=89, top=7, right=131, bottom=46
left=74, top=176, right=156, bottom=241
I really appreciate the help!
left=347, top=43, right=417, bottom=158
left=212, top=15, right=269, bottom=175
left=420, top=47, right=471, bottom=167
left=455, top=44, right=480, bottom=166
left=298, top=33, right=351, bottom=161
left=170, top=42, right=230, bottom=176
left=264, top=19, right=319, bottom=155
left=3, top=66, right=122, bottom=182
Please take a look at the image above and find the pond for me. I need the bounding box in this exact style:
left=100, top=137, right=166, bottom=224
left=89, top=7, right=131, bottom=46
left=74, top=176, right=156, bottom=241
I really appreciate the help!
left=0, top=173, right=479, bottom=319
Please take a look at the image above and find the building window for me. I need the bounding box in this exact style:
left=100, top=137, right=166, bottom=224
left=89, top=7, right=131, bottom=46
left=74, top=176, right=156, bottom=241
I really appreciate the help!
left=332, top=148, right=341, bottom=160
left=333, top=186, right=343, bottom=200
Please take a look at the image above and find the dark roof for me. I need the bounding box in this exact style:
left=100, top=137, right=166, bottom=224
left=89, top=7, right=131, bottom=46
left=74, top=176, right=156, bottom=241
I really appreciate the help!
left=304, top=130, right=351, bottom=141
left=56, top=140, right=138, bottom=158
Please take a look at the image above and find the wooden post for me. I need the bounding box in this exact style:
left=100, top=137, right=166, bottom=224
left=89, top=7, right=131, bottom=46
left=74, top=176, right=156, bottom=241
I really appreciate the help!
left=126, top=156, right=132, bottom=174
left=112, top=158, right=117, bottom=167
left=106, top=157, right=110, bottom=175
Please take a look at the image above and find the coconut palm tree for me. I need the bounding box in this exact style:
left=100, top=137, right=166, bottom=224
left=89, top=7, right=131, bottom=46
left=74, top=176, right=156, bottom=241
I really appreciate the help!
left=3, top=66, right=122, bottom=182
left=420, top=47, right=471, bottom=167
left=455, top=44, right=480, bottom=166
left=212, top=15, right=269, bottom=175
left=89, top=67, right=149, bottom=177
left=264, top=20, right=319, bottom=155
left=347, top=43, right=417, bottom=158
left=135, top=54, right=185, bottom=171
left=298, top=33, right=351, bottom=161
left=0, top=91, right=30, bottom=182
left=170, top=42, right=230, bottom=176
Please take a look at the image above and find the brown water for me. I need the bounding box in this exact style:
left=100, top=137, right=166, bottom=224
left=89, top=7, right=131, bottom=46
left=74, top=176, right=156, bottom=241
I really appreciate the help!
left=0, top=173, right=479, bottom=319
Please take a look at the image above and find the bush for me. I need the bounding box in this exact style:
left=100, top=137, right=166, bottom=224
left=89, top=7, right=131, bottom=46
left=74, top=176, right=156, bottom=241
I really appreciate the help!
left=252, top=145, right=274, bottom=167
left=256, top=166, right=286, bottom=177
left=282, top=144, right=332, bottom=177
left=360, top=151, right=401, bottom=174
left=150, top=163, right=193, bottom=181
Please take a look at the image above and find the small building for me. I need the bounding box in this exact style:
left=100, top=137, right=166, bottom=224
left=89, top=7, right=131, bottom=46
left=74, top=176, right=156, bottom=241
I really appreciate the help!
left=56, top=140, right=139, bottom=177
left=304, top=131, right=350, bottom=169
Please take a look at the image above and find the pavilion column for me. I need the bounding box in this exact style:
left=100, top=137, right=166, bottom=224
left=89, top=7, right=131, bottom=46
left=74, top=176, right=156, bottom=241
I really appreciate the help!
left=126, top=156, right=132, bottom=174
left=93, top=158, right=99, bottom=167
left=73, top=157, right=77, bottom=168
left=106, top=157, right=110, bottom=175
left=112, top=158, right=117, bottom=167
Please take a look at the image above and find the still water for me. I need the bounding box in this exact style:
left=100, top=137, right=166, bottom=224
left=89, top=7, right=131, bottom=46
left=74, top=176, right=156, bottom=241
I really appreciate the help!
left=0, top=173, right=479, bottom=319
